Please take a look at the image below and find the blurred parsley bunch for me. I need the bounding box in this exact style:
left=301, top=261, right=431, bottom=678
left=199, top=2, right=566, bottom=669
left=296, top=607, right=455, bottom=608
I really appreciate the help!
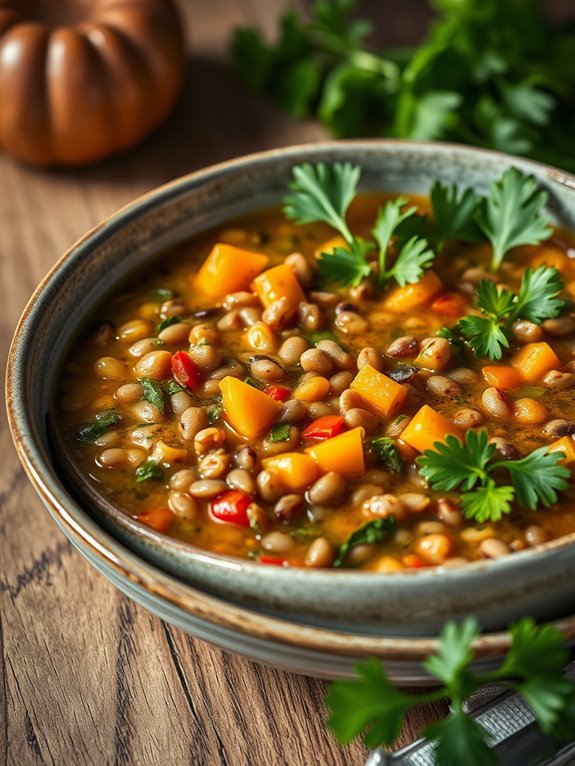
left=232, top=0, right=575, bottom=170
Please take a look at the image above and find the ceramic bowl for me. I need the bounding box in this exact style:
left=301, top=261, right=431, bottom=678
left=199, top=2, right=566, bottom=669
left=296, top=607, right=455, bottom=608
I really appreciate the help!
left=7, top=140, right=575, bottom=637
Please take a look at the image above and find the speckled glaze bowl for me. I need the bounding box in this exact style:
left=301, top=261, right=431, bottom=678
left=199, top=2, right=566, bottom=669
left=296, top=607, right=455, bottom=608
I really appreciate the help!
left=7, top=141, right=575, bottom=639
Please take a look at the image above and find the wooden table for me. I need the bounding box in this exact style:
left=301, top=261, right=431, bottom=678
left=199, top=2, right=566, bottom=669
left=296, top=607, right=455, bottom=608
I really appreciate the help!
left=1, top=2, right=572, bottom=764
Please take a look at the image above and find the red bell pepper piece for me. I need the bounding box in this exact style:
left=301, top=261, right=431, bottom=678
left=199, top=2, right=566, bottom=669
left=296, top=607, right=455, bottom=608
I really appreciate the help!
left=302, top=415, right=345, bottom=441
left=402, top=554, right=428, bottom=569
left=431, top=292, right=468, bottom=318
left=259, top=555, right=288, bottom=566
left=264, top=384, right=291, bottom=402
left=210, top=490, right=252, bottom=527
left=171, top=351, right=202, bottom=390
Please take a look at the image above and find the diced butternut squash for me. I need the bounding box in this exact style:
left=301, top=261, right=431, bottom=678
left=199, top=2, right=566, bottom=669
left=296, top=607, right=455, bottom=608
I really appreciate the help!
left=400, top=405, right=463, bottom=453
left=350, top=363, right=407, bottom=416
left=194, top=244, right=268, bottom=298
left=382, top=271, right=443, bottom=313
left=547, top=437, right=575, bottom=465
left=482, top=365, right=523, bottom=390
left=252, top=264, right=306, bottom=315
left=528, top=245, right=570, bottom=272
left=566, top=279, right=575, bottom=299
left=305, top=426, right=366, bottom=476
left=219, top=376, right=281, bottom=438
left=262, top=453, right=319, bottom=490
left=511, top=342, right=561, bottom=383
left=313, top=235, right=348, bottom=260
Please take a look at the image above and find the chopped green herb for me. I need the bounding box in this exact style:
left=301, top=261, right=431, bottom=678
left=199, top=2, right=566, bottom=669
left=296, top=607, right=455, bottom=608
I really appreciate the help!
left=156, top=316, right=181, bottom=335
left=290, top=526, right=319, bottom=540
left=333, top=517, right=397, bottom=568
left=78, top=411, right=121, bottom=442
left=437, top=326, right=465, bottom=357
left=244, top=376, right=264, bottom=389
left=141, top=378, right=165, bottom=413
left=269, top=423, right=291, bottom=442
left=164, top=379, right=184, bottom=395
left=135, top=460, right=164, bottom=483
left=310, top=330, right=339, bottom=344
left=207, top=402, right=223, bottom=424
left=149, top=287, right=173, bottom=301
left=371, top=437, right=403, bottom=474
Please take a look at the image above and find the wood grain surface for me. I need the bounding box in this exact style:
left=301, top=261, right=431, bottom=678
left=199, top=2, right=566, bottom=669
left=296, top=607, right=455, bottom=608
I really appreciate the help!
left=1, top=2, right=573, bottom=765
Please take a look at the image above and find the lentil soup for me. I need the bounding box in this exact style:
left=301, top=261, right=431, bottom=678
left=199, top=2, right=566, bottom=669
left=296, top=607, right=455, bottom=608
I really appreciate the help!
left=55, top=165, right=575, bottom=572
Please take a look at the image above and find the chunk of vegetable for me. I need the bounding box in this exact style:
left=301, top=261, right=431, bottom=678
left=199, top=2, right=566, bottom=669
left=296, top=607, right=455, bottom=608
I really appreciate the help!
left=430, top=291, right=468, bottom=318
left=137, top=508, right=174, bottom=533
left=252, top=263, right=306, bottom=314
left=306, top=426, right=366, bottom=476
left=350, top=363, right=407, bottom=416
left=400, top=405, right=463, bottom=453
left=264, top=384, right=291, bottom=401
left=262, top=452, right=319, bottom=490
left=209, top=490, right=252, bottom=527
left=171, top=351, right=203, bottom=390
left=302, top=415, right=345, bottom=441
left=511, top=342, right=561, bottom=382
left=547, top=436, right=575, bottom=465
left=482, top=365, right=523, bottom=390
left=194, top=243, right=269, bottom=297
left=314, top=235, right=348, bottom=260
left=219, top=376, right=281, bottom=438
left=382, top=271, right=443, bottom=313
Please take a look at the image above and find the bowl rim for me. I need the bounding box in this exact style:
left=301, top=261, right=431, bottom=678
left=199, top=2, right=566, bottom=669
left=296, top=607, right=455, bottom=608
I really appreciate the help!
left=6, top=138, right=575, bottom=655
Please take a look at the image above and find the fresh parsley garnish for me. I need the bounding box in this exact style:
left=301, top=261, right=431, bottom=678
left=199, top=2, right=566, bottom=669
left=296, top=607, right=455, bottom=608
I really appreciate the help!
left=333, top=517, right=397, bottom=568
left=316, top=238, right=372, bottom=288
left=164, top=379, right=185, bottom=395
left=457, top=266, right=565, bottom=360
left=141, top=378, right=165, bottom=413
left=149, top=287, right=173, bottom=301
left=417, top=430, right=570, bottom=523
left=78, top=411, right=121, bottom=442
left=135, top=460, right=164, bottom=483
left=156, top=316, right=181, bottom=335
left=326, top=616, right=575, bottom=763
left=207, top=401, right=223, bottom=424
left=371, top=437, right=403, bottom=474
left=269, top=423, right=291, bottom=443
left=476, top=168, right=553, bottom=271
left=244, top=376, right=265, bottom=390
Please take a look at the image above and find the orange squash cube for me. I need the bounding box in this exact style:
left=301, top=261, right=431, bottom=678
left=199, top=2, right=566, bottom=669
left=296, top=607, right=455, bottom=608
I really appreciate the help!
left=313, top=235, right=348, bottom=260
left=219, top=377, right=281, bottom=438
left=194, top=243, right=268, bottom=298
left=305, top=427, right=366, bottom=476
left=252, top=264, right=306, bottom=315
left=382, top=271, right=443, bottom=313
left=262, top=453, right=319, bottom=490
left=511, top=342, right=561, bottom=383
left=350, top=363, right=408, bottom=416
left=547, top=437, right=575, bottom=465
left=400, top=405, right=463, bottom=453
left=482, top=365, right=523, bottom=390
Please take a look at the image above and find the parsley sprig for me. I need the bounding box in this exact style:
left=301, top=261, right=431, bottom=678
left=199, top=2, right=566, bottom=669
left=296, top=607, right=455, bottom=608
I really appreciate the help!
left=456, top=266, right=566, bottom=360
left=326, top=616, right=575, bottom=766
left=417, top=430, right=570, bottom=523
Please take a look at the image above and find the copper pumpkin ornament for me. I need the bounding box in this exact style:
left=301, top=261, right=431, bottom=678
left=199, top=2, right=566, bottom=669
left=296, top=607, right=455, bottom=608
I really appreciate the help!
left=0, top=0, right=185, bottom=166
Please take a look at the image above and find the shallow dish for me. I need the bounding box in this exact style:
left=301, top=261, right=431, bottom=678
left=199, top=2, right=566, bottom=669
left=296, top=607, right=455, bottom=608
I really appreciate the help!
left=7, top=140, right=575, bottom=635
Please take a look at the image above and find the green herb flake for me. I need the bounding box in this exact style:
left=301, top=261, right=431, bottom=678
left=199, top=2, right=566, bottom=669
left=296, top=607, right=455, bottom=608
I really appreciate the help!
left=135, top=460, right=164, bottom=483
left=141, top=378, right=165, bottom=413
left=310, top=330, right=339, bottom=344
left=333, top=517, right=397, bottom=568
left=207, top=401, right=223, bottom=424
left=269, top=423, right=291, bottom=442
left=244, top=376, right=264, bottom=389
left=78, top=410, right=121, bottom=442
left=164, top=379, right=184, bottom=395
left=371, top=437, right=403, bottom=474
left=149, top=287, right=174, bottom=301
left=156, top=316, right=181, bottom=335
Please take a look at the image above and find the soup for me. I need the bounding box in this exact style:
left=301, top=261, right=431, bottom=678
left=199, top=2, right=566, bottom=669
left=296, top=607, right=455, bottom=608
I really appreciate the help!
left=55, top=164, right=575, bottom=571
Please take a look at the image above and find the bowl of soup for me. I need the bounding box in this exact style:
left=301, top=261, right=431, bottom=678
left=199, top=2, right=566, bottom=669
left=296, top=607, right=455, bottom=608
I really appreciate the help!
left=8, top=141, right=575, bottom=635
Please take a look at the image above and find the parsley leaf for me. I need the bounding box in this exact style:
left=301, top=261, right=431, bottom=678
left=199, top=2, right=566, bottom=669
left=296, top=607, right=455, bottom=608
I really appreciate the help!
left=476, top=167, right=553, bottom=271
left=326, top=657, right=413, bottom=746
left=156, top=316, right=181, bottom=335
left=165, top=380, right=184, bottom=395
left=425, top=710, right=497, bottom=766
left=135, top=460, right=164, bottom=483
left=333, top=517, right=397, bottom=568
left=269, top=423, right=291, bottom=442
left=371, top=437, right=403, bottom=474
left=385, top=236, right=435, bottom=287
left=418, top=430, right=570, bottom=523
left=372, top=196, right=418, bottom=277
left=512, top=266, right=566, bottom=324
left=284, top=161, right=359, bottom=243
left=317, top=240, right=372, bottom=287
left=429, top=181, right=482, bottom=249
left=458, top=312, right=510, bottom=360
left=78, top=411, right=121, bottom=442
left=207, top=401, right=222, bottom=424
left=141, top=378, right=165, bottom=413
